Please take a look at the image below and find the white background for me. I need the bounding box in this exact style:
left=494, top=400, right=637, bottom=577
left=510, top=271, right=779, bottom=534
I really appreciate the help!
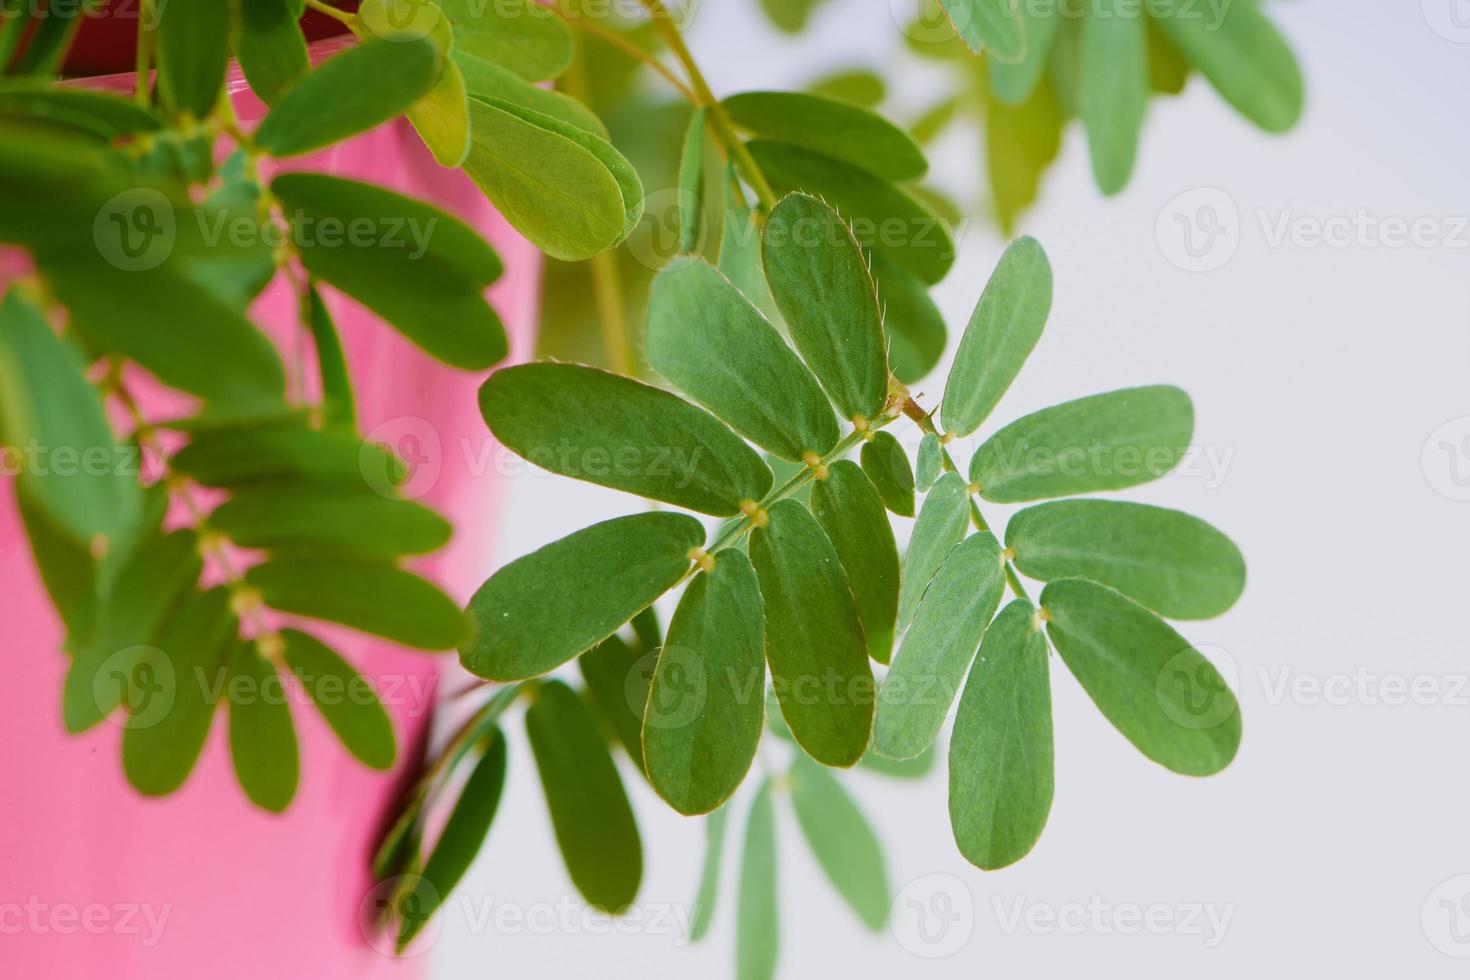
left=432, top=1, right=1470, bottom=975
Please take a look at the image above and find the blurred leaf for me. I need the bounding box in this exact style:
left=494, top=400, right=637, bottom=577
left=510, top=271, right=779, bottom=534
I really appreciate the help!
left=969, top=385, right=1193, bottom=502
left=877, top=533, right=1003, bottom=760
left=990, top=1, right=1058, bottom=103
left=579, top=633, right=646, bottom=769
left=156, top=0, right=229, bottom=117
left=718, top=194, right=778, bottom=321
left=910, top=94, right=960, bottom=144
left=227, top=639, right=300, bottom=812
left=859, top=431, right=914, bottom=518
left=1042, top=578, right=1240, bottom=775
left=896, top=472, right=970, bottom=632
left=677, top=107, right=706, bottom=253
left=872, top=254, right=945, bottom=384
left=915, top=433, right=942, bottom=491
left=462, top=512, right=703, bottom=680
left=726, top=91, right=926, bottom=181
left=283, top=629, right=396, bottom=770
left=788, top=752, right=888, bottom=931
left=737, top=778, right=778, bottom=980
left=1081, top=0, right=1149, bottom=194
left=172, top=423, right=403, bottom=489
left=809, top=68, right=886, bottom=107
left=0, top=84, right=164, bottom=139
left=400, top=6, right=472, bottom=167
left=1007, top=499, right=1246, bottom=619
left=689, top=805, right=728, bottom=942
left=949, top=598, right=1052, bottom=869
left=937, top=0, right=1025, bottom=60
left=16, top=484, right=95, bottom=638
left=305, top=284, right=355, bottom=428
left=750, top=499, right=873, bottom=768
left=644, top=549, right=765, bottom=815
left=861, top=739, right=937, bottom=779
left=234, top=0, right=310, bottom=106
left=480, top=362, right=772, bottom=514
left=810, top=460, right=900, bottom=664
left=526, top=680, right=642, bottom=912
left=1147, top=15, right=1190, bottom=94
left=646, top=256, right=837, bottom=461
left=441, top=0, right=572, bottom=82
left=986, top=74, right=1064, bottom=234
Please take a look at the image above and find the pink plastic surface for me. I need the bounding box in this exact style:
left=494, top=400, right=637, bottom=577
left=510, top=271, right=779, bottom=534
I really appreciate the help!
left=0, top=46, right=541, bottom=977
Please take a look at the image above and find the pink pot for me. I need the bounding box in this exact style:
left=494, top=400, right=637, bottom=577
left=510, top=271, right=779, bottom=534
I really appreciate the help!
left=0, top=45, right=541, bottom=977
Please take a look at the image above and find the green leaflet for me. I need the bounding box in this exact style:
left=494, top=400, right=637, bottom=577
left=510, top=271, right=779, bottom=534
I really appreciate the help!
left=644, top=549, right=766, bottom=816
left=689, top=806, right=728, bottom=942
left=1042, top=578, right=1240, bottom=776
left=1148, top=16, right=1191, bottom=94
left=941, top=236, right=1053, bottom=437
left=915, top=433, right=942, bottom=491
left=630, top=605, right=662, bottom=653
left=896, top=472, right=971, bottom=632
left=245, top=557, right=467, bottom=651
left=937, top=0, right=1025, bottom=60
left=63, top=529, right=202, bottom=733
left=396, top=729, right=507, bottom=950
left=0, top=85, right=164, bottom=141
left=750, top=499, right=874, bottom=768
left=990, top=0, right=1058, bottom=103
left=645, top=256, right=837, bottom=462
left=402, top=7, right=472, bottom=168
left=877, top=532, right=1003, bottom=760
left=456, top=56, right=606, bottom=137
left=273, top=172, right=506, bottom=370
left=718, top=194, right=778, bottom=321
left=737, top=778, right=779, bottom=980
left=155, top=0, right=228, bottom=118
left=0, top=290, right=140, bottom=546
left=122, top=588, right=237, bottom=797
left=872, top=254, right=946, bottom=385
left=440, top=0, right=572, bottom=82
left=463, top=513, right=704, bottom=681
left=227, top=640, right=300, bottom=813
left=810, top=460, right=900, bottom=664
left=1148, top=0, right=1303, bottom=133
left=762, top=193, right=889, bottom=421
left=949, top=598, right=1053, bottom=870
left=985, top=73, right=1065, bottom=235
left=677, top=108, right=707, bottom=254
left=1081, top=0, right=1149, bottom=195
left=724, top=91, right=926, bottom=181
left=233, top=0, right=310, bottom=106
left=305, top=284, right=355, bottom=428
left=579, top=634, right=647, bottom=769
left=281, top=629, right=396, bottom=770
left=749, top=141, right=955, bottom=286
left=969, top=385, right=1193, bottom=503
left=788, top=752, right=889, bottom=931
left=186, top=165, right=276, bottom=309
left=172, top=424, right=403, bottom=490
left=480, top=362, right=772, bottom=515
left=255, top=37, right=444, bottom=157
left=809, top=68, right=887, bottom=108
left=860, top=431, right=915, bottom=518
left=17, top=485, right=95, bottom=639
left=210, top=483, right=451, bottom=559
left=525, top=680, right=643, bottom=912
left=1008, top=499, right=1245, bottom=620
left=861, top=740, right=937, bottom=779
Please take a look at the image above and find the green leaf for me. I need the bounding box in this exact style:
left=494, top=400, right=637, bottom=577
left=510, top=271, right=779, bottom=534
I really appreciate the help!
left=210, top=484, right=450, bottom=559
left=63, top=530, right=202, bottom=733
left=949, top=598, right=1053, bottom=869
left=877, top=533, right=1004, bottom=759
left=462, top=96, right=629, bottom=261
left=526, top=679, right=642, bottom=912
left=305, top=284, right=355, bottom=428
left=750, top=499, right=874, bottom=768
left=172, top=423, right=403, bottom=490
left=272, top=172, right=506, bottom=370
left=281, top=629, right=396, bottom=770
left=788, top=752, right=889, bottom=931
left=254, top=36, right=443, bottom=157
left=859, top=431, right=915, bottom=518
left=234, top=0, right=311, bottom=106
left=810, top=460, right=900, bottom=664
left=456, top=55, right=606, bottom=137
left=395, top=728, right=506, bottom=949
left=16, top=484, right=96, bottom=639
left=689, top=805, right=728, bottom=942
left=227, top=639, right=300, bottom=812
left=758, top=0, right=827, bottom=33
left=1042, top=578, right=1240, bottom=775
left=1008, top=500, right=1245, bottom=619
left=155, top=0, right=229, bottom=118
left=1148, top=16, right=1191, bottom=94
left=749, top=141, right=955, bottom=286
left=872, top=254, right=945, bottom=385
left=122, top=588, right=237, bottom=797
left=990, top=1, right=1058, bottom=103
left=646, top=256, right=837, bottom=462
left=1081, top=1, right=1149, bottom=195
left=404, top=13, right=472, bottom=167
left=0, top=84, right=164, bottom=140
left=737, top=778, right=779, bottom=980
left=718, top=195, right=779, bottom=321
left=463, top=512, right=704, bottom=681
left=246, top=557, right=467, bottom=651
left=1148, top=0, right=1303, bottom=133
left=725, top=91, right=926, bottom=181
left=896, top=472, right=971, bottom=632
left=915, top=433, right=942, bottom=491
left=480, top=362, right=772, bottom=515
left=644, top=549, right=766, bottom=816
left=985, top=74, right=1064, bottom=235
left=0, top=289, right=140, bottom=547
left=969, top=385, right=1193, bottom=502
left=941, top=236, right=1053, bottom=437
left=677, top=107, right=707, bottom=254
left=937, top=0, right=1025, bottom=60
left=762, top=193, right=889, bottom=421
left=861, top=740, right=937, bottom=779
left=579, top=633, right=646, bottom=769
left=809, top=68, right=886, bottom=107
left=440, top=0, right=572, bottom=82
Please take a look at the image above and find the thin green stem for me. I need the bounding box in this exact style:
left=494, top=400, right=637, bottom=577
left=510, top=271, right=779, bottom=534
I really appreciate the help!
left=134, top=0, right=155, bottom=104
left=551, top=5, right=695, bottom=102
left=302, top=0, right=355, bottom=25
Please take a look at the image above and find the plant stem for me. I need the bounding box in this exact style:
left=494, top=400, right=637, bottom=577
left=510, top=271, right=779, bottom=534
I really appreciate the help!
left=550, top=5, right=695, bottom=101
left=133, top=0, right=155, bottom=105
left=302, top=0, right=355, bottom=25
